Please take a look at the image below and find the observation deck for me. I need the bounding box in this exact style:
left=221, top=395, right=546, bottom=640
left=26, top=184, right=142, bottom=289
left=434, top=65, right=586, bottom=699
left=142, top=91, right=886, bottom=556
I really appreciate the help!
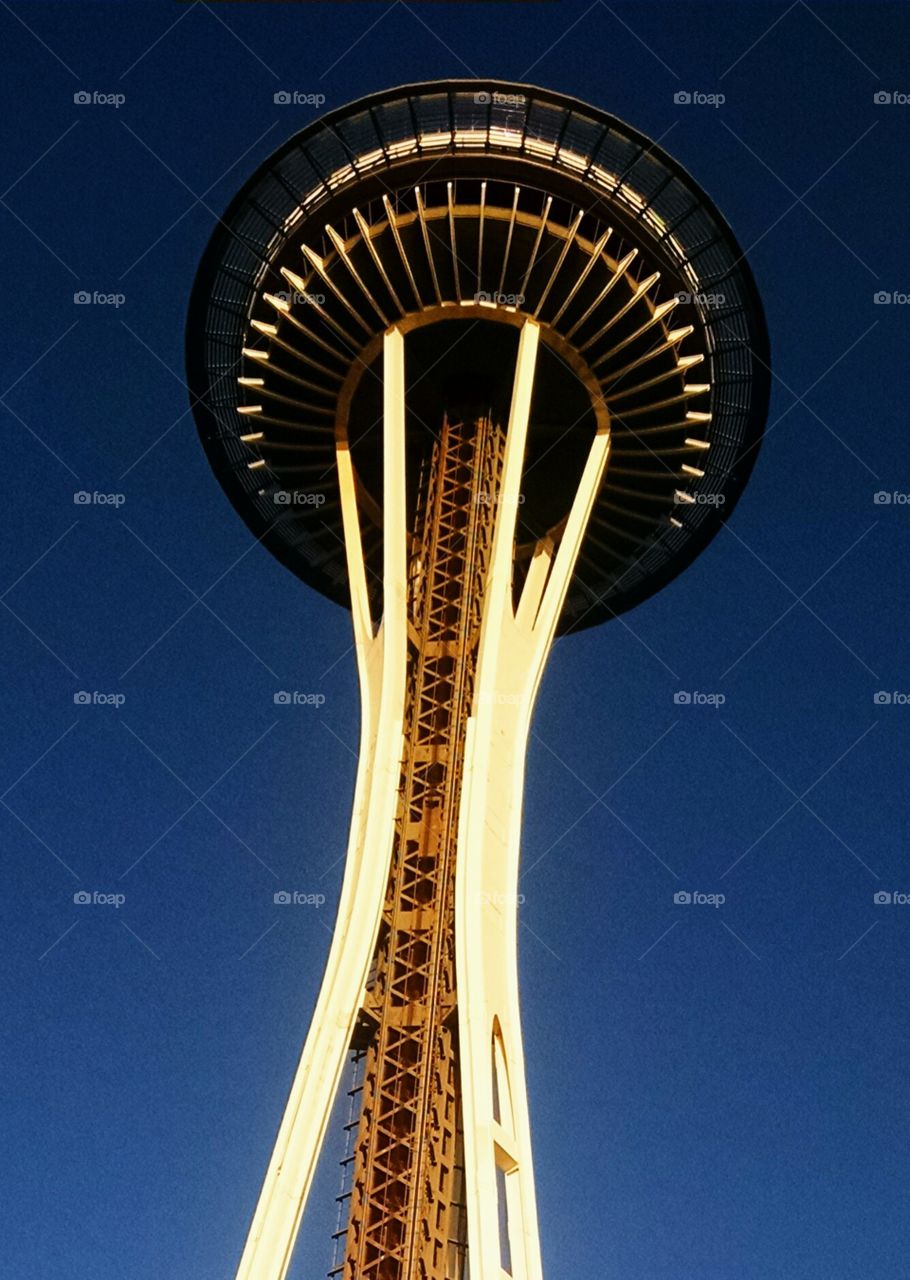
left=187, top=79, right=769, bottom=630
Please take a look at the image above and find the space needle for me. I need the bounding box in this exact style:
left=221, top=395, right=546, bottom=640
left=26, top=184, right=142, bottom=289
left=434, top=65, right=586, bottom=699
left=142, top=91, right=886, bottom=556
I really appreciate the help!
left=187, top=79, right=769, bottom=1280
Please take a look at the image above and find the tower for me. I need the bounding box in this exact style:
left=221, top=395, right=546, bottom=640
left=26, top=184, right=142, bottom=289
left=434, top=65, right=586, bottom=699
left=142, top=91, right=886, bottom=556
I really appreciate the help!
left=187, top=80, right=769, bottom=1280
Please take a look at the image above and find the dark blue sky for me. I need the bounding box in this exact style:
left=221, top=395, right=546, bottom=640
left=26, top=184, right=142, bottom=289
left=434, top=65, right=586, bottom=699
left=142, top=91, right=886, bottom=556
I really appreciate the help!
left=1, top=3, right=908, bottom=1278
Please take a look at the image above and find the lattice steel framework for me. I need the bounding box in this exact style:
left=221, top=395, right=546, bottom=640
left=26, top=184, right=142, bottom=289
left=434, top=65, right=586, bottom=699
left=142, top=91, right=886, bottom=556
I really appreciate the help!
left=343, top=415, right=502, bottom=1277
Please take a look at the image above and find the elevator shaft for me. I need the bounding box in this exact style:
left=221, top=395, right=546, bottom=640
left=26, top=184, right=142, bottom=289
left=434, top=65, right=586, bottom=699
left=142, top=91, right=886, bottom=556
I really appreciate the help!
left=342, top=416, right=504, bottom=1279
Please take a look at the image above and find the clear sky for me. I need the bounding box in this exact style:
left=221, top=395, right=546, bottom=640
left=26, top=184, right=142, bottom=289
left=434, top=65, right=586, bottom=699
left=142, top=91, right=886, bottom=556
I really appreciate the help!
left=1, top=3, right=908, bottom=1278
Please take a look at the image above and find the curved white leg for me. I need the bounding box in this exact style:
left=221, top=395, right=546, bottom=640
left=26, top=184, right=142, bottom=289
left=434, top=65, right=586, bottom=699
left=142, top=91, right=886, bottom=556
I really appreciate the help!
left=235, top=330, right=408, bottom=1280
left=456, top=319, right=611, bottom=1279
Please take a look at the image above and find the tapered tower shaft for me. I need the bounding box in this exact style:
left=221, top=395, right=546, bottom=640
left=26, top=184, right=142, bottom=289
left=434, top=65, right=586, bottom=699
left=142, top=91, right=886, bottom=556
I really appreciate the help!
left=229, top=321, right=612, bottom=1280
left=188, top=75, right=770, bottom=1280
left=343, top=414, right=503, bottom=1277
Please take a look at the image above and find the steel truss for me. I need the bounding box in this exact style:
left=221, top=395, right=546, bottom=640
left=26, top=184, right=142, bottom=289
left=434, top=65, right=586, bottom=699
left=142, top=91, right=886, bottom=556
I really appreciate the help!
left=341, top=414, right=502, bottom=1278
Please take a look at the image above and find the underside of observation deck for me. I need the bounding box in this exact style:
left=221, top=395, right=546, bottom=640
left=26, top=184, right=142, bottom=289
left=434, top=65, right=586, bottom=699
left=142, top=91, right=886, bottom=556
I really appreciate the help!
left=189, top=79, right=769, bottom=633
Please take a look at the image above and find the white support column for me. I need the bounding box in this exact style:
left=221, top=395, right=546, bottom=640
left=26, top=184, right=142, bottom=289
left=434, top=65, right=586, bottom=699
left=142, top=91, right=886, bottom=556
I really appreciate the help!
left=234, top=328, right=409, bottom=1280
left=456, top=319, right=611, bottom=1280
